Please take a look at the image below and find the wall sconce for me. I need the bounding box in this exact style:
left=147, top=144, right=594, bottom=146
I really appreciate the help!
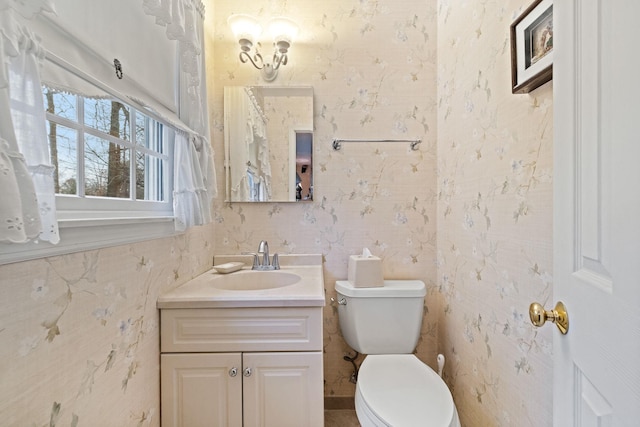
left=227, top=14, right=299, bottom=81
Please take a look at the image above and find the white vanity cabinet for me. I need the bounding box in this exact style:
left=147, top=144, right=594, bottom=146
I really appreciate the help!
left=159, top=306, right=324, bottom=427
left=161, top=352, right=243, bottom=426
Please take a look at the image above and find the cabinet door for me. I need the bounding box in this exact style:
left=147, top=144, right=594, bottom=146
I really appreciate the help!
left=161, top=353, right=242, bottom=427
left=242, top=352, right=324, bottom=427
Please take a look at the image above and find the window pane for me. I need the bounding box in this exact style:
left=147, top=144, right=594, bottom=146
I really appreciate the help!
left=84, top=98, right=131, bottom=141
left=84, top=135, right=130, bottom=198
left=47, top=122, right=77, bottom=194
left=154, top=122, right=165, bottom=154
left=136, top=116, right=164, bottom=155
left=43, top=88, right=77, bottom=121
left=135, top=112, right=146, bottom=146
left=136, top=153, right=165, bottom=201
left=135, top=151, right=144, bottom=200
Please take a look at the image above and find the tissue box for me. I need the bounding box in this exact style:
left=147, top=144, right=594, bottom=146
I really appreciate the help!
left=348, top=254, right=383, bottom=287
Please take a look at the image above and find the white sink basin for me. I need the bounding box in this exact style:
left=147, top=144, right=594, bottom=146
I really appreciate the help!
left=211, top=270, right=301, bottom=291
left=157, top=254, right=325, bottom=308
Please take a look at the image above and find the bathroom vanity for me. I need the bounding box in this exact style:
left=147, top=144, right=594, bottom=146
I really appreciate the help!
left=157, top=255, right=325, bottom=427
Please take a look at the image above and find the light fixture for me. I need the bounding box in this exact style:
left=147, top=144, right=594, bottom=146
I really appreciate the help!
left=228, top=14, right=299, bottom=81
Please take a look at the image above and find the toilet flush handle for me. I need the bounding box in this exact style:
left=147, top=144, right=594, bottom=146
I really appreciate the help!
left=330, top=297, right=347, bottom=306
left=437, top=354, right=445, bottom=378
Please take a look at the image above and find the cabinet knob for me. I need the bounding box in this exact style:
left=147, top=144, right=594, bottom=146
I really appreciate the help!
left=229, top=367, right=238, bottom=377
left=243, top=367, right=252, bottom=377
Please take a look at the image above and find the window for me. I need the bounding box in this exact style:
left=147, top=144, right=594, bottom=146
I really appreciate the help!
left=45, top=88, right=170, bottom=208
left=0, top=1, right=213, bottom=266
left=0, top=77, right=178, bottom=265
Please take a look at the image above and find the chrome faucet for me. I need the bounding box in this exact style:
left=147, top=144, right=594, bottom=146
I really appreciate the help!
left=252, top=240, right=279, bottom=270
left=258, top=240, right=269, bottom=267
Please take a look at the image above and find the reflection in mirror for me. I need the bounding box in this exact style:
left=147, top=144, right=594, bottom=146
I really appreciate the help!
left=295, top=132, right=312, bottom=201
left=224, top=86, right=313, bottom=202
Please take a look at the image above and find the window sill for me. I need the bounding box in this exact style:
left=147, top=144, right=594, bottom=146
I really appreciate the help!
left=0, top=216, right=178, bottom=265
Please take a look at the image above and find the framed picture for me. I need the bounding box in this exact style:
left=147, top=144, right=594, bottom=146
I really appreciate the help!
left=510, top=0, right=553, bottom=94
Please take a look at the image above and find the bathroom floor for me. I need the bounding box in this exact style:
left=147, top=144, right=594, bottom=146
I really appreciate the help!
left=324, top=409, right=360, bottom=426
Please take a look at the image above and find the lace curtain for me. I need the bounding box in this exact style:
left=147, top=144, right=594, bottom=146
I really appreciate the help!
left=245, top=88, right=271, bottom=200
left=0, top=5, right=59, bottom=244
left=225, top=87, right=272, bottom=202
left=142, top=0, right=205, bottom=132
left=173, top=132, right=213, bottom=231
left=0, top=0, right=55, bottom=18
left=143, top=0, right=216, bottom=230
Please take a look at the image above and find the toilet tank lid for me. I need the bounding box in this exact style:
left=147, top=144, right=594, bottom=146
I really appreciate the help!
left=335, top=280, right=426, bottom=297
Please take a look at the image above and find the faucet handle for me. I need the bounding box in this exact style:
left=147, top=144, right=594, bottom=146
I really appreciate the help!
left=241, top=252, right=260, bottom=269
left=272, top=253, right=280, bottom=270
left=242, top=252, right=260, bottom=269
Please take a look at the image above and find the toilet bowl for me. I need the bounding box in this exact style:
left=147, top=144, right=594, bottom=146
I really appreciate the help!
left=335, top=280, right=460, bottom=427
left=355, top=354, right=460, bottom=427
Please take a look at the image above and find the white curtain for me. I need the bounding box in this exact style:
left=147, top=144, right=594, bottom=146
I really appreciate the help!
left=142, top=0, right=205, bottom=131
left=225, top=87, right=271, bottom=202
left=0, top=5, right=59, bottom=244
left=247, top=88, right=271, bottom=199
left=0, top=0, right=55, bottom=18
left=143, top=0, right=216, bottom=230
left=173, top=132, right=213, bottom=231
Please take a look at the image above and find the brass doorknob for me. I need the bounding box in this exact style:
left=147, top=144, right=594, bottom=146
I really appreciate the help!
left=529, top=301, right=569, bottom=334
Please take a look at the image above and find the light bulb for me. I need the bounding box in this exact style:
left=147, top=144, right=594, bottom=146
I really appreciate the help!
left=228, top=14, right=262, bottom=47
left=268, top=17, right=299, bottom=52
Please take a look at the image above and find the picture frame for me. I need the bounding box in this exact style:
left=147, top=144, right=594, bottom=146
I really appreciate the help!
left=510, top=0, right=553, bottom=94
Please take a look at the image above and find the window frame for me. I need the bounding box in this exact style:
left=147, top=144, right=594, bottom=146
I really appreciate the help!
left=44, top=91, right=172, bottom=206
left=0, top=70, right=181, bottom=266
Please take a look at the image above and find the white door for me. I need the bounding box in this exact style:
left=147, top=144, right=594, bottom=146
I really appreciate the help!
left=553, top=1, right=640, bottom=425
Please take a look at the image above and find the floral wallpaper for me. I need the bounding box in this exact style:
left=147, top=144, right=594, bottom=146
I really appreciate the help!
left=0, top=226, right=215, bottom=426
left=0, top=0, right=553, bottom=426
left=436, top=1, right=553, bottom=425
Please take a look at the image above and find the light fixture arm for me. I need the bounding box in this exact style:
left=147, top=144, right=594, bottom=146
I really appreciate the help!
left=239, top=47, right=289, bottom=82
left=228, top=14, right=298, bottom=82
left=270, top=52, right=288, bottom=70
left=239, top=51, right=265, bottom=69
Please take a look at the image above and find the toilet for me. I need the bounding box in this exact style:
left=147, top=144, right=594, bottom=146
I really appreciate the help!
left=335, top=280, right=460, bottom=427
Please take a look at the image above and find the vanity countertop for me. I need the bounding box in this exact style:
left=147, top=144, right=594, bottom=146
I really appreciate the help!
left=157, top=254, right=325, bottom=309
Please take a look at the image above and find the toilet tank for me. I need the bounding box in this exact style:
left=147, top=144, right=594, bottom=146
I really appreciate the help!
left=335, top=280, right=426, bottom=354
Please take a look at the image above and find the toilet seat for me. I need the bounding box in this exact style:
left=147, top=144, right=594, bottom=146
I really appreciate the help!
left=355, top=354, right=460, bottom=427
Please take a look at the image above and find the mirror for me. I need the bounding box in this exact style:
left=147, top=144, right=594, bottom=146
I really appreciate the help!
left=224, top=86, right=313, bottom=202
